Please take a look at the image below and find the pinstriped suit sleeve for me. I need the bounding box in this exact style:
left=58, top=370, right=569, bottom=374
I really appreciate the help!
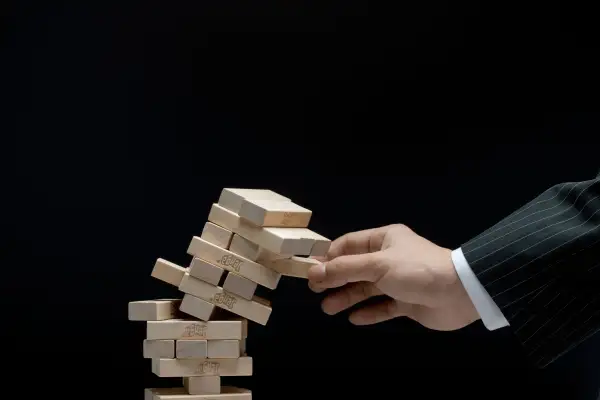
left=461, top=177, right=600, bottom=368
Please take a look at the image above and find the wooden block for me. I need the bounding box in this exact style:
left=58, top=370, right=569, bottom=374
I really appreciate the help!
left=222, top=273, right=256, bottom=300
left=187, top=236, right=281, bottom=290
left=143, top=339, right=175, bottom=358
left=129, top=299, right=181, bottom=321
left=207, top=340, right=240, bottom=359
left=239, top=339, right=246, bottom=355
left=239, top=199, right=312, bottom=227
left=147, top=387, right=250, bottom=400
left=183, top=376, right=221, bottom=395
left=152, top=258, right=187, bottom=287
left=282, top=227, right=332, bottom=256
left=146, top=388, right=155, bottom=400
left=301, top=230, right=331, bottom=256
left=179, top=273, right=272, bottom=326
left=228, top=234, right=287, bottom=263
left=218, top=188, right=290, bottom=213
left=177, top=339, right=208, bottom=358
left=260, top=256, right=321, bottom=279
left=189, top=258, right=225, bottom=286
left=201, top=222, right=233, bottom=249
left=151, top=357, right=253, bottom=377
left=276, top=228, right=316, bottom=255
left=227, top=234, right=261, bottom=261
left=208, top=203, right=312, bottom=255
left=147, top=319, right=247, bottom=340
left=180, top=294, right=217, bottom=321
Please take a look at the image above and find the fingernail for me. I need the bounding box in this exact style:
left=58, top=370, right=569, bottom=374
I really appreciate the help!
left=348, top=313, right=367, bottom=325
left=309, top=262, right=326, bottom=281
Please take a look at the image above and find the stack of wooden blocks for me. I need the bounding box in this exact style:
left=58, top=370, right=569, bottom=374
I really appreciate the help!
left=129, top=188, right=331, bottom=400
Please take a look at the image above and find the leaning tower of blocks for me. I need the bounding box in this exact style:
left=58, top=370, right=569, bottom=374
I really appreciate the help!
left=129, top=188, right=331, bottom=400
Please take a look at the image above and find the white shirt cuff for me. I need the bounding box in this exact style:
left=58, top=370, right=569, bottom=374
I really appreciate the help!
left=451, top=247, right=510, bottom=330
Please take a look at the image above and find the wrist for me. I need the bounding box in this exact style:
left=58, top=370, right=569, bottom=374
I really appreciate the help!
left=441, top=247, right=481, bottom=322
left=451, top=247, right=510, bottom=330
left=438, top=247, right=463, bottom=288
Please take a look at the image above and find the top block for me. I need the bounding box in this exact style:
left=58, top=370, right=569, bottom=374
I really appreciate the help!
left=238, top=199, right=312, bottom=227
left=208, top=204, right=309, bottom=255
left=208, top=203, right=330, bottom=256
left=218, top=188, right=290, bottom=213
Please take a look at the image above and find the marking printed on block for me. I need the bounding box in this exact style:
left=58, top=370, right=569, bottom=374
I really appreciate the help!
left=179, top=273, right=272, bottom=325
left=187, top=236, right=281, bottom=289
left=151, top=357, right=253, bottom=377
left=147, top=319, right=247, bottom=340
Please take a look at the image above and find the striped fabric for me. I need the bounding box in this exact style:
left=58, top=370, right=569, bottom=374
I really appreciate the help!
left=461, top=176, right=600, bottom=367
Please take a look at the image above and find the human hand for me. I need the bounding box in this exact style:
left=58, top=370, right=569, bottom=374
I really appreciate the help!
left=307, top=224, right=480, bottom=331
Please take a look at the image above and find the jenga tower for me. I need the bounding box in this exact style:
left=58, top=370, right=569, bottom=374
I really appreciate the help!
left=129, top=189, right=331, bottom=400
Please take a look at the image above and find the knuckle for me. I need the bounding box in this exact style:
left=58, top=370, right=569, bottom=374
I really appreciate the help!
left=381, top=224, right=412, bottom=248
left=351, top=283, right=370, bottom=300
left=367, top=252, right=388, bottom=278
left=390, top=223, right=411, bottom=233
left=326, top=260, right=340, bottom=277
left=342, top=287, right=355, bottom=304
left=326, top=236, right=346, bottom=259
left=367, top=251, right=383, bottom=265
left=360, top=283, right=372, bottom=298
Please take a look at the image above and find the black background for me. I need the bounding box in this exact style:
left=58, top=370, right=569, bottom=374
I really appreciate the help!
left=2, top=1, right=599, bottom=400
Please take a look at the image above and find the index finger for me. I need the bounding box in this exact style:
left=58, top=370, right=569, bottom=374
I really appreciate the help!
left=307, top=252, right=386, bottom=288
left=326, top=225, right=392, bottom=261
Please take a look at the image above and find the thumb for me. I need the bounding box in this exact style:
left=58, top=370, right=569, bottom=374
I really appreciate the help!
left=307, top=252, right=387, bottom=289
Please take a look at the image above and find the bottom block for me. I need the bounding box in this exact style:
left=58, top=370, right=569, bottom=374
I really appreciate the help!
left=146, top=387, right=250, bottom=400
left=184, top=376, right=221, bottom=394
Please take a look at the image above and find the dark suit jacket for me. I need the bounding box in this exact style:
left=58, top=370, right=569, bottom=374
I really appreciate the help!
left=461, top=171, right=600, bottom=368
